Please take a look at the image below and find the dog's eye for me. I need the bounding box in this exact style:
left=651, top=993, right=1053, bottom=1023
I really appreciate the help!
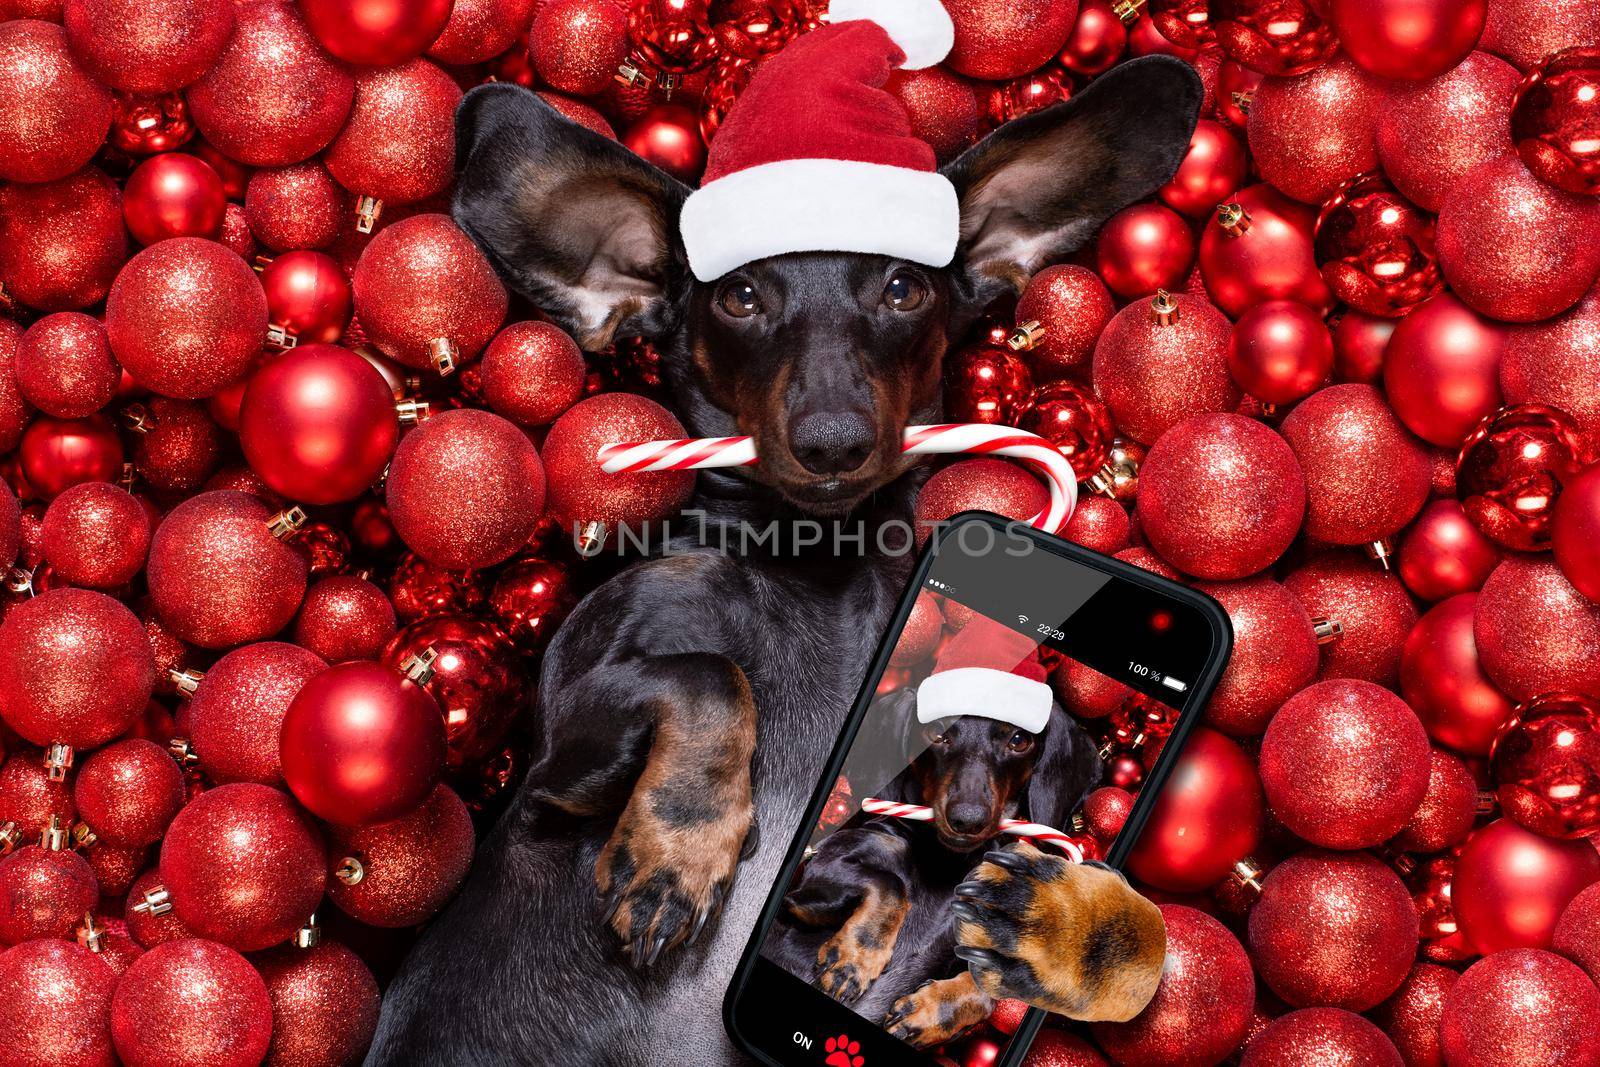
left=717, top=281, right=764, bottom=318
left=1007, top=731, right=1036, bottom=753
left=923, top=724, right=948, bottom=746
left=883, top=272, right=927, bottom=311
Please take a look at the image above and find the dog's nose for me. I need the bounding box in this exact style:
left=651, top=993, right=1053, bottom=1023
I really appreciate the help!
left=945, top=803, right=991, bottom=838
left=788, top=410, right=875, bottom=475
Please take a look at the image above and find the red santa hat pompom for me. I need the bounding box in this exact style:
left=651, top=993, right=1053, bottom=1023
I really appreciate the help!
left=916, top=615, right=1052, bottom=734
left=679, top=0, right=960, bottom=282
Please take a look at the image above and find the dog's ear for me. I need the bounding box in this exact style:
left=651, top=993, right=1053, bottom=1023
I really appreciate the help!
left=452, top=82, right=691, bottom=351
left=942, top=55, right=1202, bottom=304
left=1026, top=704, right=1103, bottom=831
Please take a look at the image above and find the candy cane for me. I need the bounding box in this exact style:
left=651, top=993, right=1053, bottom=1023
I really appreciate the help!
left=597, top=423, right=1078, bottom=534
left=859, top=798, right=1086, bottom=862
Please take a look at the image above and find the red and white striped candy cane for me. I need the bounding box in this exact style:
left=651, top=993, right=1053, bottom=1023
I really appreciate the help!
left=596, top=423, right=1078, bottom=534
left=859, top=798, right=1086, bottom=862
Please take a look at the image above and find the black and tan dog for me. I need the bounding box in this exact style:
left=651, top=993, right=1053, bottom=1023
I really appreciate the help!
left=367, top=55, right=1198, bottom=1065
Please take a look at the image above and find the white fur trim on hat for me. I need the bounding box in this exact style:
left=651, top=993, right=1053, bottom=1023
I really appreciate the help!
left=681, top=158, right=959, bottom=282
left=829, top=0, right=956, bottom=69
left=916, top=667, right=1053, bottom=734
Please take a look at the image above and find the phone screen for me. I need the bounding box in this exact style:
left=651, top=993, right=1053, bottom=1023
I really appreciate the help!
left=727, top=515, right=1229, bottom=1067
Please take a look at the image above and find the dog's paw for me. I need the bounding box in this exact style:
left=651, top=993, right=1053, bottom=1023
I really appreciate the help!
left=951, top=841, right=1165, bottom=1022
left=815, top=938, right=877, bottom=1005
left=883, top=975, right=992, bottom=1049
left=823, top=1034, right=863, bottom=1067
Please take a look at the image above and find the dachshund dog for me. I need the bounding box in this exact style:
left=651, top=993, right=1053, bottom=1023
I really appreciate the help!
left=367, top=55, right=1199, bottom=1065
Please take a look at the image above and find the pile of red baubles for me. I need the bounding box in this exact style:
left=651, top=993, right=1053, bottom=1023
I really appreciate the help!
left=1, top=0, right=1600, bottom=1063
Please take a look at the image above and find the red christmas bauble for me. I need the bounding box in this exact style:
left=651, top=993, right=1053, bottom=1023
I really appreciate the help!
left=110, top=938, right=272, bottom=1067
left=387, top=551, right=487, bottom=624
left=73, top=738, right=184, bottom=848
left=1283, top=553, right=1419, bottom=686
left=628, top=0, right=717, bottom=73
left=0, top=20, right=111, bottom=184
left=942, top=0, right=1080, bottom=80
left=1556, top=883, right=1600, bottom=983
left=1491, top=692, right=1600, bottom=839
left=1375, top=964, right=1457, bottom=1067
left=1313, top=173, right=1442, bottom=318
left=1403, top=592, right=1515, bottom=756
left=1013, top=382, right=1115, bottom=479
left=621, top=104, right=708, bottom=184
left=1384, top=293, right=1506, bottom=448
left=886, top=67, right=983, bottom=163
left=380, top=615, right=524, bottom=770
left=131, top=396, right=223, bottom=494
left=0, top=752, right=76, bottom=841
left=542, top=392, right=695, bottom=546
left=0, top=167, right=128, bottom=312
left=1457, top=403, right=1590, bottom=552
left=914, top=458, right=1049, bottom=543
left=1058, top=0, right=1127, bottom=75
left=946, top=342, right=1034, bottom=426
left=481, top=321, right=587, bottom=427
left=1394, top=749, right=1477, bottom=855
left=0, top=939, right=117, bottom=1067
left=123, top=867, right=192, bottom=948
left=218, top=203, right=256, bottom=261
left=1376, top=50, right=1521, bottom=213
left=530, top=0, right=631, bottom=96
left=0, top=844, right=97, bottom=944
left=1160, top=119, right=1248, bottom=218
left=1437, top=154, right=1600, bottom=322
left=1062, top=494, right=1130, bottom=554
left=108, top=90, right=195, bottom=158
left=1136, top=412, right=1304, bottom=580
left=1511, top=45, right=1600, bottom=196
left=1095, top=204, right=1196, bottom=298
left=15, top=312, right=119, bottom=420
left=281, top=660, right=446, bottom=826
left=1332, top=309, right=1394, bottom=384
left=1197, top=577, right=1318, bottom=736
left=984, top=68, right=1072, bottom=126
left=352, top=214, right=508, bottom=374
left=430, top=0, right=538, bottom=64
left=122, top=153, right=225, bottom=247
left=1013, top=264, right=1113, bottom=373
left=295, top=576, right=398, bottom=664
left=1248, top=56, right=1379, bottom=205
left=1241, top=1008, right=1403, bottom=1066
left=1092, top=291, right=1238, bottom=444
left=0, top=322, right=27, bottom=456
left=538, top=90, right=616, bottom=138
left=260, top=251, right=353, bottom=348
left=1022, top=1029, right=1108, bottom=1066
left=1127, top=727, right=1263, bottom=891
left=187, top=3, right=355, bottom=168
left=1501, top=281, right=1600, bottom=444
left=890, top=591, right=944, bottom=668
left=325, top=782, right=474, bottom=926
left=301, top=0, right=451, bottom=65
left=253, top=940, right=381, bottom=1067
left=1211, top=0, right=1335, bottom=75
left=146, top=490, right=308, bottom=649
left=325, top=60, right=461, bottom=206
left=1481, top=0, right=1600, bottom=71
left=1442, top=949, right=1600, bottom=1066
left=1198, top=184, right=1332, bottom=317
left=0, top=588, right=155, bottom=749
left=1455, top=817, right=1600, bottom=952
left=1331, top=0, right=1486, bottom=82
left=1399, top=499, right=1502, bottom=602
left=488, top=557, right=578, bottom=653
left=709, top=0, right=804, bottom=59
left=189, top=642, right=327, bottom=786
left=19, top=415, right=124, bottom=499
left=63, top=0, right=233, bottom=94
left=1226, top=300, right=1333, bottom=405
left=1082, top=784, right=1133, bottom=842
left=1555, top=464, right=1600, bottom=602
left=0, top=476, right=18, bottom=568
left=1148, top=0, right=1212, bottom=50
left=1215, top=57, right=1262, bottom=127
left=243, top=162, right=344, bottom=254
left=1248, top=850, right=1419, bottom=1010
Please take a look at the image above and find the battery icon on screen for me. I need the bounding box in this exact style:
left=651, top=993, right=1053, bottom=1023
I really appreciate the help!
left=1161, top=676, right=1189, bottom=693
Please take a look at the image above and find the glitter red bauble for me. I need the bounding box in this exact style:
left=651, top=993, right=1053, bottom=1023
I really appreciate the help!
left=542, top=392, right=695, bottom=545
left=1331, top=0, right=1486, bottom=82
left=1135, top=413, right=1304, bottom=580
left=1127, top=727, right=1263, bottom=891
left=1383, top=293, right=1506, bottom=448
left=1399, top=500, right=1502, bottom=602
left=280, top=660, right=446, bottom=826
left=301, top=0, right=451, bottom=65
left=945, top=343, right=1033, bottom=426
left=189, top=642, right=326, bottom=787
left=1226, top=300, right=1333, bottom=405
left=1394, top=747, right=1479, bottom=853
left=621, top=104, right=708, bottom=184
left=325, top=60, right=461, bottom=206
left=243, top=162, right=344, bottom=254
left=1279, top=383, right=1431, bottom=545
left=1196, top=578, right=1318, bottom=736
left=1283, top=553, right=1418, bottom=686
left=132, top=396, right=223, bottom=494
left=0, top=322, right=27, bottom=455
left=1197, top=184, right=1332, bottom=317
left=1062, top=494, right=1130, bottom=554
left=1248, top=850, right=1419, bottom=1010
left=488, top=557, right=578, bottom=653
left=1210, top=0, right=1335, bottom=75
left=73, top=738, right=184, bottom=848
left=1511, top=45, right=1600, bottom=196
left=530, top=0, right=631, bottom=96
left=1375, top=964, right=1457, bottom=1067
left=1442, top=949, right=1600, bottom=1066
left=1436, top=153, right=1600, bottom=322
left=0, top=844, right=98, bottom=944
left=1491, top=692, right=1600, bottom=839
left=1013, top=264, right=1113, bottom=373
left=1083, top=784, right=1133, bottom=842
left=239, top=345, right=396, bottom=506
left=122, top=152, right=224, bottom=247
left=0, top=166, right=128, bottom=312
left=111, top=938, right=272, bottom=1067
left=1501, top=282, right=1600, bottom=444
left=942, top=0, right=1079, bottom=80
left=1403, top=592, right=1515, bottom=756
left=0, top=752, right=76, bottom=841
left=0, top=20, right=111, bottom=184
left=1555, top=465, right=1600, bottom=602
left=891, top=591, right=944, bottom=668
left=15, top=312, right=118, bottom=419
left=1095, top=204, right=1196, bottom=298
left=0, top=588, right=155, bottom=749
left=105, top=237, right=267, bottom=400
left=325, top=783, right=474, bottom=926
left=1457, top=402, right=1590, bottom=552
left=381, top=616, right=525, bottom=770
left=1248, top=56, right=1380, bottom=205
left=259, top=251, right=353, bottom=348
left=430, top=0, right=538, bottom=64
left=1557, top=883, right=1600, bottom=983
left=187, top=3, right=355, bottom=168
left=294, top=576, right=398, bottom=664
left=1241, top=1008, right=1403, bottom=1066
left=1313, top=173, right=1442, bottom=318
left=63, top=0, right=233, bottom=94
left=1455, top=818, right=1600, bottom=953
left=1092, top=291, right=1238, bottom=444
left=1021, top=1028, right=1108, bottom=1066
left=0, top=939, right=117, bottom=1067
left=351, top=214, right=508, bottom=374
left=253, top=940, right=381, bottom=1067
left=19, top=415, right=124, bottom=499
left=0, top=478, right=17, bottom=568
left=481, top=321, right=587, bottom=427
left=123, top=867, right=192, bottom=948
left=1159, top=119, right=1248, bottom=218
left=914, top=458, right=1049, bottom=543
left=886, top=66, right=982, bottom=162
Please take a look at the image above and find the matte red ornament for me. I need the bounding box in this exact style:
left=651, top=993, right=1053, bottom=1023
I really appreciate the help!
left=300, top=0, right=451, bottom=64
left=1555, top=464, right=1600, bottom=602
left=0, top=844, right=97, bottom=944
left=325, top=60, right=461, bottom=207
left=0, top=939, right=117, bottom=1067
left=1126, top=727, right=1263, bottom=891
left=1283, top=553, right=1419, bottom=686
left=1248, top=850, right=1419, bottom=1010
left=488, top=557, right=578, bottom=653
left=1196, top=578, right=1318, bottom=736
left=1501, top=281, right=1600, bottom=444
left=1013, top=264, right=1113, bottom=373
left=259, top=252, right=353, bottom=349
left=254, top=940, right=381, bottom=1067
left=189, top=642, right=327, bottom=787
left=1383, top=293, right=1506, bottom=448
left=1136, top=412, right=1304, bottom=580
left=942, top=0, right=1079, bottom=80
left=18, top=415, right=123, bottom=500
left=295, top=576, right=398, bottom=664
left=1455, top=817, right=1600, bottom=952
left=111, top=938, right=272, bottom=1067
left=325, top=782, right=474, bottom=926
left=1241, top=1008, right=1403, bottom=1066
left=1403, top=593, right=1515, bottom=756
left=1437, top=154, right=1600, bottom=322
left=243, top=162, right=344, bottom=254
left=946, top=343, right=1034, bottom=426
left=1491, top=692, right=1600, bottom=839
left=1393, top=747, right=1479, bottom=852
left=1332, top=0, right=1486, bottom=82
left=914, top=458, right=1049, bottom=544
left=1442, top=949, right=1600, bottom=1066
left=1062, top=494, right=1130, bottom=554
left=0, top=20, right=111, bottom=184
left=281, top=660, right=446, bottom=826
left=15, top=312, right=119, bottom=419
left=1197, top=185, right=1332, bottom=318
left=1226, top=300, right=1333, bottom=405
left=1092, top=291, right=1238, bottom=444
left=481, top=321, right=587, bottom=427
left=1211, top=0, right=1335, bottom=75
left=1058, top=0, right=1127, bottom=75
left=187, top=3, right=355, bottom=168
left=1313, top=173, right=1442, bottom=318
left=1399, top=500, right=1502, bottom=602
left=622, top=104, right=708, bottom=184
left=352, top=214, right=508, bottom=375
left=0, top=752, right=76, bottom=841
left=0, top=167, right=127, bottom=313
left=1457, top=402, right=1590, bottom=551
left=531, top=0, right=630, bottom=96
left=73, top=738, right=184, bottom=848
left=1159, top=119, right=1248, bottom=218
left=1095, top=204, right=1196, bottom=298
left=886, top=67, right=983, bottom=162
left=1511, top=45, right=1600, bottom=195
left=1214, top=58, right=1262, bottom=128
left=122, top=152, right=225, bottom=246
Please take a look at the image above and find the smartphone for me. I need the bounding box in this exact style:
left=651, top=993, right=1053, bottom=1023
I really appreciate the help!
left=724, top=511, right=1232, bottom=1067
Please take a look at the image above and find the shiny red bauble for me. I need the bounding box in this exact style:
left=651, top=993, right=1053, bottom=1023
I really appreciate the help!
left=1399, top=500, right=1502, bottom=602
left=295, top=576, right=399, bottom=664
left=1160, top=120, right=1249, bottom=218
left=542, top=392, right=695, bottom=546
left=1331, top=0, right=1487, bottom=82
left=622, top=104, right=709, bottom=184
left=240, top=345, right=397, bottom=506
left=1013, top=264, right=1114, bottom=373
left=111, top=91, right=196, bottom=155
left=942, top=0, right=1080, bottom=80
left=1211, top=0, right=1335, bottom=75
left=1555, top=465, right=1600, bottom=602
left=1092, top=291, right=1238, bottom=444
left=1442, top=949, right=1600, bottom=1067
left=1248, top=56, right=1380, bottom=205
left=189, top=642, right=327, bottom=787
left=1095, top=204, right=1196, bottom=298
left=122, top=153, right=225, bottom=246
left=301, top=0, right=452, bottom=65
left=0, top=20, right=112, bottom=184
left=281, top=660, right=446, bottom=826
left=1457, top=402, right=1590, bottom=551
left=381, top=616, right=525, bottom=770
left=325, top=782, right=474, bottom=927
left=110, top=939, right=272, bottom=1067
left=481, top=321, right=587, bottom=427
left=1147, top=0, right=1212, bottom=50
left=1198, top=185, right=1332, bottom=317
left=945, top=343, right=1033, bottom=426
left=19, top=415, right=125, bottom=499
left=0, top=939, right=117, bottom=1067
left=253, top=940, right=381, bottom=1067
left=1511, top=45, right=1600, bottom=196
left=1242, top=1008, right=1403, bottom=1066
left=259, top=251, right=353, bottom=348
left=1014, top=382, right=1116, bottom=480
left=1226, top=300, right=1332, bottom=405
left=1198, top=578, right=1319, bottom=736
left=0, top=844, right=98, bottom=944
left=1248, top=851, right=1419, bottom=1010
left=0, top=167, right=128, bottom=313
left=488, top=557, right=579, bottom=654
left=530, top=0, right=631, bottom=96
left=1491, top=692, right=1600, bottom=839
left=325, top=59, right=461, bottom=206
left=1383, top=293, right=1506, bottom=448
left=1127, top=728, right=1263, bottom=891
left=1136, top=413, right=1304, bottom=580
left=0, top=588, right=155, bottom=750
left=73, top=738, right=184, bottom=848
left=1477, top=552, right=1600, bottom=701
left=1058, top=0, right=1127, bottom=75
left=15, top=312, right=119, bottom=419
left=1314, top=173, right=1442, bottom=317
left=1455, top=818, right=1600, bottom=953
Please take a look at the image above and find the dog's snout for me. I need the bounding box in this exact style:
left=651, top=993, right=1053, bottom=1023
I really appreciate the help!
left=788, top=410, right=875, bottom=475
left=944, top=803, right=991, bottom=837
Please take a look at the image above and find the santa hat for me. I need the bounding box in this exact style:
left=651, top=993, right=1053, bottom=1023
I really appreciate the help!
left=678, top=0, right=960, bottom=282
left=916, top=616, right=1053, bottom=735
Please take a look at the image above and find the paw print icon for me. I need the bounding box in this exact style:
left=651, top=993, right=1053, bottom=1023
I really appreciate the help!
left=823, top=1033, right=864, bottom=1067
